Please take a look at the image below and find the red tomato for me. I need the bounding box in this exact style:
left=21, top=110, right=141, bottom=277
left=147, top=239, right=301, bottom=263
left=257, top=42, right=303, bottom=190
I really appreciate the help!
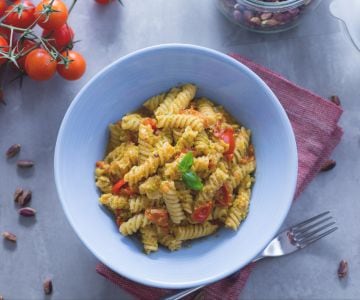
left=142, top=118, right=157, bottom=130
left=0, top=0, right=7, bottom=16
left=215, top=184, right=231, bottom=207
left=192, top=202, right=212, bottom=223
left=0, top=36, right=9, bottom=65
left=220, top=128, right=235, bottom=160
left=0, top=27, right=10, bottom=42
left=4, top=0, right=36, bottom=29
left=42, top=23, right=74, bottom=51
left=145, top=209, right=169, bottom=227
left=24, top=49, right=57, bottom=81
left=95, top=0, right=114, bottom=4
left=15, top=39, right=37, bottom=70
left=57, top=50, right=86, bottom=81
left=112, top=178, right=127, bottom=194
left=35, top=0, right=68, bottom=30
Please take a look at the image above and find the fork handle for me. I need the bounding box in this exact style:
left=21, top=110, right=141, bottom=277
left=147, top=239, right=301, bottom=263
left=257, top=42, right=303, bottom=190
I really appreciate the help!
left=162, top=255, right=265, bottom=300
left=163, top=285, right=205, bottom=300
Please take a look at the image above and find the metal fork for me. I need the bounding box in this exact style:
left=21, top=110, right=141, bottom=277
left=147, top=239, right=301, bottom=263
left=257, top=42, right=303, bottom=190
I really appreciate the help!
left=164, top=211, right=338, bottom=300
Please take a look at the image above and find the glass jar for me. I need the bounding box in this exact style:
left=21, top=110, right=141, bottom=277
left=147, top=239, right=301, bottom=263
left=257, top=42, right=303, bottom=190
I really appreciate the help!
left=217, top=0, right=322, bottom=33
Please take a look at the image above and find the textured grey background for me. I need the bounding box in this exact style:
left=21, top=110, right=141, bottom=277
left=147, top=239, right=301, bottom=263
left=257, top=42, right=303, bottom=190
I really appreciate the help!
left=0, top=0, right=359, bottom=299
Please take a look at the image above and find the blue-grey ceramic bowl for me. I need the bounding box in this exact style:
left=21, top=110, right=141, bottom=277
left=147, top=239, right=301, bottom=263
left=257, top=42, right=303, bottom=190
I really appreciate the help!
left=54, top=44, right=297, bottom=289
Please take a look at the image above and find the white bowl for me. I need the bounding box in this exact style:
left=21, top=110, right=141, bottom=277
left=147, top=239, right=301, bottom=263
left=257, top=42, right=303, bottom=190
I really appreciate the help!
left=54, top=44, right=297, bottom=289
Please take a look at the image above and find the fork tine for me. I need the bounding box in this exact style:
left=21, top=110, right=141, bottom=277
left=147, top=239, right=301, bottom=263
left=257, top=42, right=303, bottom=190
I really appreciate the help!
left=299, top=226, right=338, bottom=248
left=295, top=221, right=336, bottom=241
left=293, top=217, right=333, bottom=236
left=291, top=211, right=330, bottom=230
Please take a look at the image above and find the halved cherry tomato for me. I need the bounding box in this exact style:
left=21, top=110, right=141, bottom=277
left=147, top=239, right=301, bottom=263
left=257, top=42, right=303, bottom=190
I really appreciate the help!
left=4, top=0, right=36, bottom=29
left=57, top=50, right=86, bottom=81
left=0, top=36, right=9, bottom=65
left=24, top=48, right=57, bottom=80
left=215, top=184, right=231, bottom=207
left=142, top=118, right=157, bottom=130
left=42, top=23, right=74, bottom=51
left=192, top=202, right=212, bottom=223
left=145, top=209, right=169, bottom=227
left=35, top=0, right=68, bottom=30
left=15, top=39, right=37, bottom=70
left=0, top=0, right=7, bottom=16
left=122, top=186, right=134, bottom=197
left=112, top=178, right=127, bottom=194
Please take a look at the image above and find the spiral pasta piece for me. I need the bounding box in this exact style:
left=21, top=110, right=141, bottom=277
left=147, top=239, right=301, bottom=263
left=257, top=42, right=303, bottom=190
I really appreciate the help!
left=129, top=195, right=149, bottom=213
left=158, top=234, right=182, bottom=251
left=175, top=182, right=193, bottom=214
left=124, top=142, right=175, bottom=185
left=213, top=206, right=228, bottom=222
left=96, top=176, right=112, bottom=193
left=120, top=213, right=150, bottom=236
left=174, top=222, right=218, bottom=240
left=197, top=97, right=217, bottom=127
left=228, top=160, right=256, bottom=190
left=107, top=122, right=131, bottom=153
left=139, top=176, right=162, bottom=200
left=99, top=193, right=129, bottom=211
left=195, top=168, right=228, bottom=207
left=138, top=124, right=157, bottom=164
left=140, top=225, right=158, bottom=254
left=157, top=114, right=204, bottom=132
left=121, top=114, right=142, bottom=131
left=154, top=87, right=181, bottom=116
left=233, top=127, right=251, bottom=164
left=175, top=126, right=198, bottom=152
left=160, top=180, right=185, bottom=224
left=143, top=93, right=166, bottom=111
left=225, top=188, right=251, bottom=230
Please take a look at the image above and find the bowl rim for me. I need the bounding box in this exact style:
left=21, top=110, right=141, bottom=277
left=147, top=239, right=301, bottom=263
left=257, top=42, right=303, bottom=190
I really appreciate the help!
left=54, top=43, right=298, bottom=289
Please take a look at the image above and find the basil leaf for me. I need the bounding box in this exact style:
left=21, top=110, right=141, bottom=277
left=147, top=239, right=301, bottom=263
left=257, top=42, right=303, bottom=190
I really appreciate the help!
left=182, top=171, right=203, bottom=191
left=178, top=152, right=194, bottom=173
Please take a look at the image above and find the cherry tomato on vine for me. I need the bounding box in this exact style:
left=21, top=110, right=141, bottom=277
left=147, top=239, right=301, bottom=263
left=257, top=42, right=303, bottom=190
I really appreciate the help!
left=0, top=27, right=10, bottom=42
left=35, top=0, right=68, bottom=30
left=42, top=23, right=74, bottom=51
left=4, top=0, right=36, bottom=29
left=15, top=39, right=37, bottom=70
left=0, top=0, right=7, bottom=16
left=0, top=36, right=9, bottom=65
left=57, top=50, right=86, bottom=81
left=95, top=0, right=114, bottom=4
left=25, top=49, right=57, bottom=81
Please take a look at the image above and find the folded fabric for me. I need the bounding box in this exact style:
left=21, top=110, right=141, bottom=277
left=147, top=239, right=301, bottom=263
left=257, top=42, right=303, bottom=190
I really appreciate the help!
left=96, top=54, right=343, bottom=300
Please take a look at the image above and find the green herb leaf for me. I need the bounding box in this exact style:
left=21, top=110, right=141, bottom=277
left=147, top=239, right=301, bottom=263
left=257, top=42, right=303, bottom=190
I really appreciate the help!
left=182, top=171, right=203, bottom=191
left=178, top=152, right=194, bottom=173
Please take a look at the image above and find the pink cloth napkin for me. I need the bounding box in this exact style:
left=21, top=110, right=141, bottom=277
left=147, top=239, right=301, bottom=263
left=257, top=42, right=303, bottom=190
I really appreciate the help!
left=96, top=54, right=343, bottom=300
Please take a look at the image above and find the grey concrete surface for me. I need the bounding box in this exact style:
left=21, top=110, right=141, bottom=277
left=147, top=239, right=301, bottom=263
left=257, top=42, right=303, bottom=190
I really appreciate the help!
left=0, top=0, right=359, bottom=299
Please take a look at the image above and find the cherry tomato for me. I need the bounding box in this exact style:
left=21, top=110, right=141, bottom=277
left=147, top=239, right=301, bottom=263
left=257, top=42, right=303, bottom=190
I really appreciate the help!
left=0, top=27, right=10, bottom=42
left=15, top=39, right=37, bottom=70
left=215, top=184, right=231, bottom=207
left=95, top=0, right=113, bottom=4
left=112, top=178, right=127, bottom=194
left=145, top=209, right=169, bottom=227
left=35, top=0, right=68, bottom=30
left=57, top=50, right=86, bottom=81
left=4, top=0, right=36, bottom=29
left=42, top=23, right=74, bottom=51
left=0, top=0, right=7, bottom=16
left=0, top=36, right=9, bottom=65
left=142, top=118, right=157, bottom=130
left=192, top=202, right=212, bottom=223
left=220, top=128, right=235, bottom=160
left=24, top=49, right=57, bottom=81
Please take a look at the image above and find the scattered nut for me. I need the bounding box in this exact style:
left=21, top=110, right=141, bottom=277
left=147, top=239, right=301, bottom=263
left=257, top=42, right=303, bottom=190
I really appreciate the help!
left=5, top=144, right=21, bottom=158
left=249, top=17, right=261, bottom=26
left=14, top=187, right=24, bottom=203
left=18, top=207, right=36, bottom=217
left=338, top=260, right=348, bottom=278
left=43, top=279, right=53, bottom=295
left=17, top=160, right=34, bottom=168
left=15, top=189, right=32, bottom=207
left=330, top=95, right=341, bottom=106
left=320, top=160, right=336, bottom=172
left=2, top=231, right=17, bottom=242
left=260, top=12, right=272, bottom=20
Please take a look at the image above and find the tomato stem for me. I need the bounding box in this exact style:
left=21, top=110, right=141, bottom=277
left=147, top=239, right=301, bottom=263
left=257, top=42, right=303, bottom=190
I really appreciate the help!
left=68, top=0, right=78, bottom=15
